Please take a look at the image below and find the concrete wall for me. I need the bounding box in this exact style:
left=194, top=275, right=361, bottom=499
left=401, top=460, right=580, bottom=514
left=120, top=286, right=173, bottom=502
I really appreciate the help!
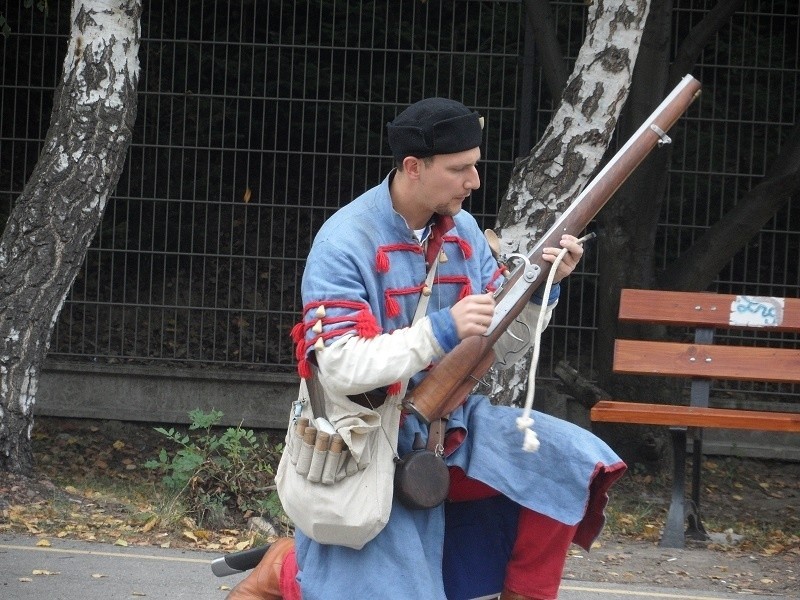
left=36, top=360, right=299, bottom=430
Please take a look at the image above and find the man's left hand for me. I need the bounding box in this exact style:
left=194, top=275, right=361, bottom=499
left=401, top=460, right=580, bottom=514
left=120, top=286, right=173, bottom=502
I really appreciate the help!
left=541, top=234, right=584, bottom=283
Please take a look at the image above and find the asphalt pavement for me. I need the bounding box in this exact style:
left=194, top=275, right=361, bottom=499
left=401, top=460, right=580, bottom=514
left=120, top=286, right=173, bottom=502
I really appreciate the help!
left=0, top=533, right=789, bottom=599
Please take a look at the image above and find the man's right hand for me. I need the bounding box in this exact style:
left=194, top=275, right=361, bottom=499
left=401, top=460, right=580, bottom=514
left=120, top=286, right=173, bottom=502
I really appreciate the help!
left=450, top=293, right=496, bottom=339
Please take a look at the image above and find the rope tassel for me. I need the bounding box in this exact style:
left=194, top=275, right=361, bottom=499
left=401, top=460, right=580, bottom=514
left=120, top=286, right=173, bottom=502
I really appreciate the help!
left=516, top=416, right=540, bottom=452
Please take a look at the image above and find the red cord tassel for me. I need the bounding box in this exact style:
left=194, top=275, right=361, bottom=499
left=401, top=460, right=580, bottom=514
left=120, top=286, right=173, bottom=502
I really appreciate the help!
left=297, top=358, right=312, bottom=379
left=355, top=310, right=382, bottom=338
left=385, top=295, right=401, bottom=318
left=376, top=249, right=390, bottom=273
left=457, top=237, right=472, bottom=259
left=290, top=321, right=305, bottom=343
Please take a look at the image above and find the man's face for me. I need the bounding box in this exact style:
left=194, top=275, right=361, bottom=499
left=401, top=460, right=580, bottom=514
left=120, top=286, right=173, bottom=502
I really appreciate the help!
left=417, top=147, right=481, bottom=217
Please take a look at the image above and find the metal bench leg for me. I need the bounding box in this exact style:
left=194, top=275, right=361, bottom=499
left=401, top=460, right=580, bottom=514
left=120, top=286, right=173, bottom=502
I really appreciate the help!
left=686, top=430, right=709, bottom=541
left=660, top=427, right=687, bottom=548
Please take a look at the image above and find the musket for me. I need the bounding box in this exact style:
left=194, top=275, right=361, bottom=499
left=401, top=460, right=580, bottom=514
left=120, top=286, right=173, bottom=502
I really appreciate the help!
left=402, top=74, right=702, bottom=424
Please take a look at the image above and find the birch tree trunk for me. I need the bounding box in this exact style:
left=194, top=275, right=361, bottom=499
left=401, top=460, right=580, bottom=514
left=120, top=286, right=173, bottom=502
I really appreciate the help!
left=0, top=0, right=141, bottom=474
left=490, top=0, right=651, bottom=406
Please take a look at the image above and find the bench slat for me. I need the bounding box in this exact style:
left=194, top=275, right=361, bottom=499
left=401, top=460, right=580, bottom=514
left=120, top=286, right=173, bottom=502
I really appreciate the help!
left=591, top=400, right=800, bottom=432
left=613, top=339, right=800, bottom=383
left=619, top=288, right=800, bottom=332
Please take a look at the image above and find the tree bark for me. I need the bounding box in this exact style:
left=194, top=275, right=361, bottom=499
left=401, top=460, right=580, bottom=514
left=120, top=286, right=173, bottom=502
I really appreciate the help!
left=0, top=0, right=141, bottom=474
left=524, top=0, right=568, bottom=101
left=490, top=0, right=651, bottom=406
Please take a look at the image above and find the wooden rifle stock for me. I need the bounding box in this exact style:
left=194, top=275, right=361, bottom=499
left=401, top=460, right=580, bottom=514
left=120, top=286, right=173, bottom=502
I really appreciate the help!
left=403, top=74, right=702, bottom=424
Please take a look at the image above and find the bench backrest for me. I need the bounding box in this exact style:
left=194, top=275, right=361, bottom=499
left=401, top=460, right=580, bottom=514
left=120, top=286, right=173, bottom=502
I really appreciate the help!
left=614, top=289, right=800, bottom=386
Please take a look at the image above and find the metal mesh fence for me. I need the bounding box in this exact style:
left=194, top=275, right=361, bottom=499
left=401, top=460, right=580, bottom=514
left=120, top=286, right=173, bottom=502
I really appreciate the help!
left=1, top=0, right=798, bottom=402
left=2, top=0, right=529, bottom=370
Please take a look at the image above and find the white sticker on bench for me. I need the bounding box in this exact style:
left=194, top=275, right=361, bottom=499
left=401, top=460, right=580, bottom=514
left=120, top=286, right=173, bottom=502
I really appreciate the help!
left=729, top=296, right=784, bottom=327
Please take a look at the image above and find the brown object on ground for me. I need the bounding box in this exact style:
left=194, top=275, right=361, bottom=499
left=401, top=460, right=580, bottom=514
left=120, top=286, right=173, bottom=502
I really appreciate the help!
left=225, top=537, right=295, bottom=600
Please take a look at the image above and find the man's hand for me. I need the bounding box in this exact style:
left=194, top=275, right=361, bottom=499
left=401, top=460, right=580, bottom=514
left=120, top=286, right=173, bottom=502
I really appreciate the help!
left=541, top=234, right=584, bottom=283
left=450, top=293, right=496, bottom=339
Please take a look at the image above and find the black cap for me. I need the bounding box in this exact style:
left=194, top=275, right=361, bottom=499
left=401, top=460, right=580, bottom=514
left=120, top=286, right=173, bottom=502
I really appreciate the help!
left=387, top=98, right=483, bottom=161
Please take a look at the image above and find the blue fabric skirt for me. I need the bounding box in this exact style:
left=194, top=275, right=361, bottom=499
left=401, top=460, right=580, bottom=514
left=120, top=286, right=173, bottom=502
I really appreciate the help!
left=294, top=395, right=625, bottom=600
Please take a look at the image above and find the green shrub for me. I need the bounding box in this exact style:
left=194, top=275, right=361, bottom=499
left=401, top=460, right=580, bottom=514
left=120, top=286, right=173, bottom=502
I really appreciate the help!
left=145, top=409, right=285, bottom=527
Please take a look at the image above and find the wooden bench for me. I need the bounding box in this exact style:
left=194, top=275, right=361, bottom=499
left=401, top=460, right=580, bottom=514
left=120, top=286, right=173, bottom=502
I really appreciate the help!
left=590, top=288, right=800, bottom=548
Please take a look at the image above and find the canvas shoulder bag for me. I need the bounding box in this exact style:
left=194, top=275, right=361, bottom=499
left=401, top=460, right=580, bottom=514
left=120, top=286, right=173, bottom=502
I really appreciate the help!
left=275, top=257, right=439, bottom=548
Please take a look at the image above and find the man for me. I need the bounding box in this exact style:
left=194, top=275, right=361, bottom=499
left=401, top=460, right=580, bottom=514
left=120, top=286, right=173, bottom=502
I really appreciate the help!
left=230, top=98, right=626, bottom=600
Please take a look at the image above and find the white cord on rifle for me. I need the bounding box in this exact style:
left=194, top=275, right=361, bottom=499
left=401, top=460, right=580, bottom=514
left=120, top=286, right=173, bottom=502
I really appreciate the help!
left=516, top=233, right=593, bottom=453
